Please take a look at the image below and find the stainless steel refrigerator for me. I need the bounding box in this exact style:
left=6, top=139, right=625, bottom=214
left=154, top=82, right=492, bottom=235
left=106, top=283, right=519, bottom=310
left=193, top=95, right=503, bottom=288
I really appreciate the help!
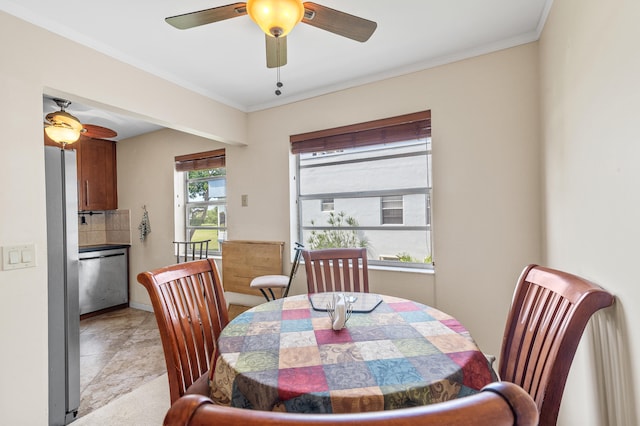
left=45, top=145, right=80, bottom=425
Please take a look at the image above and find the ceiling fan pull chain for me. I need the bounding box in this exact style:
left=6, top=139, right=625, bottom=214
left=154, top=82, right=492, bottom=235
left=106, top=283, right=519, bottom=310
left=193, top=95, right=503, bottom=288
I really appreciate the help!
left=275, top=37, right=283, bottom=96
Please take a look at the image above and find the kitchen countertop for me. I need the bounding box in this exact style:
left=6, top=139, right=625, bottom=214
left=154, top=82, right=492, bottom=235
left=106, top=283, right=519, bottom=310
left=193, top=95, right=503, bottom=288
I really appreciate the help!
left=79, top=244, right=131, bottom=253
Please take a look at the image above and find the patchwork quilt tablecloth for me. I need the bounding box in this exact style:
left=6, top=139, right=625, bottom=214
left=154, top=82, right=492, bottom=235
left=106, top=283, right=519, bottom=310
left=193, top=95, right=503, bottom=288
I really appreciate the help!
left=210, top=293, right=496, bottom=413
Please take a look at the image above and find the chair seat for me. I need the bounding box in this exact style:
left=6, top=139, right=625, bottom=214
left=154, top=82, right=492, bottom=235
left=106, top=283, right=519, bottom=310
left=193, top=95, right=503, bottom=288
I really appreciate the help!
left=250, top=274, right=289, bottom=289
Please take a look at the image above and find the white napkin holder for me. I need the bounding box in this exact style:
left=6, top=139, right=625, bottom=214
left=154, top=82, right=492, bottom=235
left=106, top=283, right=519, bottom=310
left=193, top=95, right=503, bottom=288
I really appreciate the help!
left=327, top=293, right=353, bottom=330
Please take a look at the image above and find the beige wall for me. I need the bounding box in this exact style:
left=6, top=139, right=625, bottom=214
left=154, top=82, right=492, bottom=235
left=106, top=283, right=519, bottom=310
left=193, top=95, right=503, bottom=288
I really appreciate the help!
left=1, top=9, right=543, bottom=424
left=123, top=38, right=542, bottom=342
left=117, top=131, right=436, bottom=310
left=116, top=129, right=227, bottom=308
left=539, top=0, right=640, bottom=424
left=0, top=11, right=244, bottom=424
left=236, top=43, right=541, bottom=355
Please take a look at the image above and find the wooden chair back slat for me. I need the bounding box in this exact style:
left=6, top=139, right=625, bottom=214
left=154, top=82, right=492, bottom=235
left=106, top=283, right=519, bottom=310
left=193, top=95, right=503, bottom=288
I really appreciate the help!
left=302, top=248, right=369, bottom=294
left=137, top=259, right=228, bottom=404
left=499, top=264, right=614, bottom=425
left=173, top=277, right=208, bottom=385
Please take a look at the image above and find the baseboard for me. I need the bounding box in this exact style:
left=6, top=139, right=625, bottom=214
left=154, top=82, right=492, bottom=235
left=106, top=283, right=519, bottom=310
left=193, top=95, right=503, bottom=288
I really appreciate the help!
left=80, top=303, right=129, bottom=320
left=129, top=301, right=154, bottom=313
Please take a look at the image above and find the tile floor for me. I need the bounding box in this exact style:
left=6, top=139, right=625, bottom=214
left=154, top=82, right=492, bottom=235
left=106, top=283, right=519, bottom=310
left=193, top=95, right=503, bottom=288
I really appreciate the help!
left=78, top=308, right=166, bottom=418
left=76, top=304, right=251, bottom=418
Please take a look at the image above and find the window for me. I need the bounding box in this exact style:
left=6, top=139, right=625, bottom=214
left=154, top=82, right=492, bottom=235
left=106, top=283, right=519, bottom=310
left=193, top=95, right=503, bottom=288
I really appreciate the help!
left=292, top=111, right=432, bottom=268
left=321, top=198, right=334, bottom=212
left=175, top=149, right=227, bottom=255
left=381, top=196, right=403, bottom=224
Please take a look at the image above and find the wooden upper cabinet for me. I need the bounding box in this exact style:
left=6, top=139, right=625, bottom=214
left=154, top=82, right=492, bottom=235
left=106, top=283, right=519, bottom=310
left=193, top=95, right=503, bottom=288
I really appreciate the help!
left=44, top=131, right=118, bottom=211
left=76, top=138, right=118, bottom=211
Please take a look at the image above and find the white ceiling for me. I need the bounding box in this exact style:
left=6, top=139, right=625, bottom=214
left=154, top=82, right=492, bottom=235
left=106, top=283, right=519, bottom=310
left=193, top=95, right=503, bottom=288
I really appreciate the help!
left=3, top=0, right=551, bottom=139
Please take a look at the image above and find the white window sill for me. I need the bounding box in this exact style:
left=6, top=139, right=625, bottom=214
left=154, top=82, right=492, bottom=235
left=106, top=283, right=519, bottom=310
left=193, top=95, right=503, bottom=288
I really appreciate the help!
left=369, top=264, right=434, bottom=274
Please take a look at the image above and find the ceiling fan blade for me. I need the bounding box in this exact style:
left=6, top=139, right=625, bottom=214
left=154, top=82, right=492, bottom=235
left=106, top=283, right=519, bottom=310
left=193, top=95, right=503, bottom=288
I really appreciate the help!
left=302, top=2, right=377, bottom=42
left=166, top=3, right=247, bottom=30
left=82, top=124, right=117, bottom=140
left=266, top=35, right=288, bottom=68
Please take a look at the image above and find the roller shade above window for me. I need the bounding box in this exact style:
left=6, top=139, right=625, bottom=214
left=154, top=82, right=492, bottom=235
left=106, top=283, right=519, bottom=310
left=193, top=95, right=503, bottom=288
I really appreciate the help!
left=175, top=149, right=226, bottom=172
left=290, top=111, right=431, bottom=154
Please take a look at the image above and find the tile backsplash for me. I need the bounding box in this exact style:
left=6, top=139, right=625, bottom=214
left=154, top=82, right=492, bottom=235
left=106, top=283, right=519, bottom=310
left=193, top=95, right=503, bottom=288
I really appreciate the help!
left=78, top=210, right=131, bottom=246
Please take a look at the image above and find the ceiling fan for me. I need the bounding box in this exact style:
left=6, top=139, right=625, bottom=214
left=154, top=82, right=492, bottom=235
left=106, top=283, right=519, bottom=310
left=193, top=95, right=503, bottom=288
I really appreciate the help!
left=165, top=1, right=377, bottom=69
left=44, top=98, right=117, bottom=146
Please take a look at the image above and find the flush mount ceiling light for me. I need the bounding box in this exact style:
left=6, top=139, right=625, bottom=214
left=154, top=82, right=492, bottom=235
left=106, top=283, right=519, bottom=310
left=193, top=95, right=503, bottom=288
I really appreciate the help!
left=44, top=99, right=83, bottom=145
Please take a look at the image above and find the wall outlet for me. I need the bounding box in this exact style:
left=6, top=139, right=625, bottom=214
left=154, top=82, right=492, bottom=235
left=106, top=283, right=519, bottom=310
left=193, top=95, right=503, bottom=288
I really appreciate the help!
left=241, top=194, right=248, bottom=207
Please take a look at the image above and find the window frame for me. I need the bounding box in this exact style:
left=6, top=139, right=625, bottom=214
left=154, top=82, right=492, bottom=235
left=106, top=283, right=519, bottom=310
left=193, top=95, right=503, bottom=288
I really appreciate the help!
left=381, top=195, right=404, bottom=225
left=291, top=111, right=433, bottom=270
left=175, top=149, right=227, bottom=256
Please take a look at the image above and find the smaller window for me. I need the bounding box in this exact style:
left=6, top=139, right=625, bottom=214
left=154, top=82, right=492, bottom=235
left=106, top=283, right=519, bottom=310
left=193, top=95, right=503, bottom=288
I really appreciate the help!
left=381, top=196, right=403, bottom=224
left=176, top=149, right=227, bottom=255
left=321, top=198, right=334, bottom=212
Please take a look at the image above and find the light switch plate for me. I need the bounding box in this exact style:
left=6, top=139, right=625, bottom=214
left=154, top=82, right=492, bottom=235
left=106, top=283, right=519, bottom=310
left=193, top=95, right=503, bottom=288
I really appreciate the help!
left=2, top=244, right=36, bottom=270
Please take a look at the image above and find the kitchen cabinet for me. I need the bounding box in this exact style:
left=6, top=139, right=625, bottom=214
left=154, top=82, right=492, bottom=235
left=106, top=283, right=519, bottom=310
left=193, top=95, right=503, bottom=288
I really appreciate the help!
left=44, top=133, right=118, bottom=211
left=76, top=138, right=118, bottom=211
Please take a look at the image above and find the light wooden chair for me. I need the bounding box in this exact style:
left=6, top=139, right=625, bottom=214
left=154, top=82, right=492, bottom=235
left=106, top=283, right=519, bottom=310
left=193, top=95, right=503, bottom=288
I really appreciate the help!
left=250, top=242, right=304, bottom=301
left=137, top=258, right=229, bottom=404
left=498, top=264, right=615, bottom=425
left=302, top=247, right=369, bottom=294
left=163, top=381, right=538, bottom=426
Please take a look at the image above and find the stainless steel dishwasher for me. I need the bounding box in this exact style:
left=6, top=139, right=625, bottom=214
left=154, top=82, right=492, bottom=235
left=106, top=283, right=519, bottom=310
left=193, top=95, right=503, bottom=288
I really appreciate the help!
left=79, top=247, right=129, bottom=315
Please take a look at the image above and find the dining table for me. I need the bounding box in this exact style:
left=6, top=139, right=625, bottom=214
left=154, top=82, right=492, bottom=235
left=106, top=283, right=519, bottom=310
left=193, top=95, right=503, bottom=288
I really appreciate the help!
left=209, top=292, right=497, bottom=413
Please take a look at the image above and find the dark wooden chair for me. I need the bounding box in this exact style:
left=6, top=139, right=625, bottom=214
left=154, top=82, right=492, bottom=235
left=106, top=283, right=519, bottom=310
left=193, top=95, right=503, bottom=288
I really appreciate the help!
left=173, top=240, right=211, bottom=263
left=250, top=242, right=304, bottom=301
left=302, top=248, right=369, bottom=294
left=163, top=381, right=538, bottom=426
left=498, top=264, right=615, bottom=425
left=137, top=258, right=229, bottom=404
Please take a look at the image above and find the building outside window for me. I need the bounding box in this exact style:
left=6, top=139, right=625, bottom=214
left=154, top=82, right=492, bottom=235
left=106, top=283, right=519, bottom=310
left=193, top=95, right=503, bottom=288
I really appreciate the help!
left=292, top=111, right=432, bottom=269
left=175, top=149, right=227, bottom=255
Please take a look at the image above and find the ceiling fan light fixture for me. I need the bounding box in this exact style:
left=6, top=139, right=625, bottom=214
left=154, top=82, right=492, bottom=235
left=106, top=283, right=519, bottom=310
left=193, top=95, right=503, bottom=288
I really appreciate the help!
left=246, top=0, right=304, bottom=37
left=45, top=110, right=83, bottom=144
left=45, top=124, right=81, bottom=144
